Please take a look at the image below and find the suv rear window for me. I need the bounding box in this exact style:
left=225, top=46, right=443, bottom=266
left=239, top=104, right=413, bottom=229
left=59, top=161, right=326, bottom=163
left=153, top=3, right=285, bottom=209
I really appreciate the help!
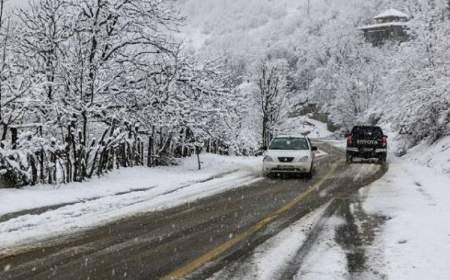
left=269, top=138, right=309, bottom=150
left=352, top=126, right=383, bottom=138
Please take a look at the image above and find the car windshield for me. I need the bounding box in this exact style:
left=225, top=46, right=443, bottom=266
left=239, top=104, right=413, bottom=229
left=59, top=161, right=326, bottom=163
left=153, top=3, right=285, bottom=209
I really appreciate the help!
left=269, top=137, right=309, bottom=150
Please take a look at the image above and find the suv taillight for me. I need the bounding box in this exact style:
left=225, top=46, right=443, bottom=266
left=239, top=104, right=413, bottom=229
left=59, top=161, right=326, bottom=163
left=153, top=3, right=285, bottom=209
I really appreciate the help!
left=347, top=135, right=353, bottom=145
left=382, top=136, right=387, bottom=146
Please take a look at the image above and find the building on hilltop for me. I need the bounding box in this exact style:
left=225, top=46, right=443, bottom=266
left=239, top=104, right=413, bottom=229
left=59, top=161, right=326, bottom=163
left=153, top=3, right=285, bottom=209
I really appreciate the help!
left=359, top=8, right=410, bottom=46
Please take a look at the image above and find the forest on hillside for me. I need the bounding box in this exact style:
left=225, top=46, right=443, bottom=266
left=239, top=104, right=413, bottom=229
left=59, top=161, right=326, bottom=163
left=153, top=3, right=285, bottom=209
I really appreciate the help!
left=0, top=0, right=449, bottom=187
left=0, top=0, right=254, bottom=186
left=180, top=0, right=450, bottom=150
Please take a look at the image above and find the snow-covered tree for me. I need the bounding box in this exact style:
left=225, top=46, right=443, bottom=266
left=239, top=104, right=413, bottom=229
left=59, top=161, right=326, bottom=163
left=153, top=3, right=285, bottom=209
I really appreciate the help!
left=256, top=61, right=286, bottom=148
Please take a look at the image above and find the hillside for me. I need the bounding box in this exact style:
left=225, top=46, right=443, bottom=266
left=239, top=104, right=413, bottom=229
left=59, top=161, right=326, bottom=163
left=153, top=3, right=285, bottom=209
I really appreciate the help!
left=178, top=0, right=373, bottom=59
left=176, top=0, right=450, bottom=155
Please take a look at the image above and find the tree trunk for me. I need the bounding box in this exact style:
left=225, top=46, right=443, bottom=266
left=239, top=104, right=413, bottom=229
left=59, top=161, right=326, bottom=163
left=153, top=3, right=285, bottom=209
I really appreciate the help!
left=11, top=127, right=17, bottom=149
left=39, top=149, right=45, bottom=183
left=196, top=152, right=201, bottom=170
left=29, top=154, right=37, bottom=185
left=147, top=136, right=153, bottom=167
left=0, top=123, right=7, bottom=148
left=196, top=145, right=202, bottom=170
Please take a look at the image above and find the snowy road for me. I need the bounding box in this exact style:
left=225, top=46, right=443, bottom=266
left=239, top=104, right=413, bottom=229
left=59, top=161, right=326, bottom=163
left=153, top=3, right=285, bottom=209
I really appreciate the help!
left=0, top=143, right=385, bottom=280
left=206, top=164, right=384, bottom=280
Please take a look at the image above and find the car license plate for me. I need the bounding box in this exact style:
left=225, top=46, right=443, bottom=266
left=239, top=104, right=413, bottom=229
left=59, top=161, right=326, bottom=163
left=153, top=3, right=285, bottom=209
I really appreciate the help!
left=277, top=166, right=294, bottom=170
left=361, top=148, right=374, bottom=152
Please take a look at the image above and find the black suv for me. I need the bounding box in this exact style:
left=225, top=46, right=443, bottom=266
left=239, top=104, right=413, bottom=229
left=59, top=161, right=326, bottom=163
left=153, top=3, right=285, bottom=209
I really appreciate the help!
left=346, top=126, right=387, bottom=163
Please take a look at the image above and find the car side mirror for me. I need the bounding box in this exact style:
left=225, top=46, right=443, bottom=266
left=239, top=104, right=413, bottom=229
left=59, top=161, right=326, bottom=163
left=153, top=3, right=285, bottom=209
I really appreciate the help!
left=312, top=146, right=318, bottom=151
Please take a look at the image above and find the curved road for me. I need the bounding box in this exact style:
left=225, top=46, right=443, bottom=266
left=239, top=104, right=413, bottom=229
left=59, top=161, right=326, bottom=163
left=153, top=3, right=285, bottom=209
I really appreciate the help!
left=0, top=143, right=386, bottom=280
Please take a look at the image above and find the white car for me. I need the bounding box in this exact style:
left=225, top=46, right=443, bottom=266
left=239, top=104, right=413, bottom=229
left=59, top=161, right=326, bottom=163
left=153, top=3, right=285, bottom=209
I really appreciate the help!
left=262, top=136, right=317, bottom=178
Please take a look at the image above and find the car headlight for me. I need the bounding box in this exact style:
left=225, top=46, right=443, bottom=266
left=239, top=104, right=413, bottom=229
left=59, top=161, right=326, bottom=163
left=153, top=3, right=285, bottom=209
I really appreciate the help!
left=297, top=156, right=309, bottom=162
left=263, top=155, right=274, bottom=162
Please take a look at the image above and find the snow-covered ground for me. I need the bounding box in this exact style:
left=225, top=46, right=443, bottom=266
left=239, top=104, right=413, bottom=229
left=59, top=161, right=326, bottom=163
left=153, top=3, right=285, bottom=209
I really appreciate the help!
left=405, top=135, right=450, bottom=176
left=0, top=154, right=262, bottom=252
left=276, top=116, right=334, bottom=139
left=361, top=152, right=450, bottom=279
left=0, top=154, right=260, bottom=216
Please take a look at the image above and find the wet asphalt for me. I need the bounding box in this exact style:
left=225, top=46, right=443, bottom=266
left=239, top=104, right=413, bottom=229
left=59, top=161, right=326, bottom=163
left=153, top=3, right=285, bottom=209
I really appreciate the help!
left=0, top=143, right=387, bottom=280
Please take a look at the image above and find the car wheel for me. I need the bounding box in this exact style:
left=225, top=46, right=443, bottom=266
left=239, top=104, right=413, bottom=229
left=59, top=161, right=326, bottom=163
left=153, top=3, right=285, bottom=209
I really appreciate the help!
left=346, top=153, right=353, bottom=164
left=379, top=153, right=387, bottom=164
left=306, top=163, right=313, bottom=179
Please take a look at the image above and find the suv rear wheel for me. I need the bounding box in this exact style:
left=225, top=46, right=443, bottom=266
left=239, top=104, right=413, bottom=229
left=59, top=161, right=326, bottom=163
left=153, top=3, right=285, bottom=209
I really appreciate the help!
left=305, top=163, right=314, bottom=179
left=379, top=153, right=387, bottom=164
left=346, top=153, right=353, bottom=164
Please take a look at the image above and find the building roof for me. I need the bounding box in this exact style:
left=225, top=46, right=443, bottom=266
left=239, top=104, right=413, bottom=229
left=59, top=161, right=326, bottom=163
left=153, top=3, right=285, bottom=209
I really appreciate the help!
left=359, top=21, right=409, bottom=30
left=374, top=8, right=409, bottom=20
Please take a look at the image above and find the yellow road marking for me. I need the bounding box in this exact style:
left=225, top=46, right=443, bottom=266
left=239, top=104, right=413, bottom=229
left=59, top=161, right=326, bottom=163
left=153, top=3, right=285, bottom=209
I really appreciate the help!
left=161, top=161, right=342, bottom=280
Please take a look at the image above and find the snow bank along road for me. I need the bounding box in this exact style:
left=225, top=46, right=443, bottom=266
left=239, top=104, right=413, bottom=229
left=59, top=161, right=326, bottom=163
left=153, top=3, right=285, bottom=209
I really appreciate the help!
left=0, top=143, right=386, bottom=280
